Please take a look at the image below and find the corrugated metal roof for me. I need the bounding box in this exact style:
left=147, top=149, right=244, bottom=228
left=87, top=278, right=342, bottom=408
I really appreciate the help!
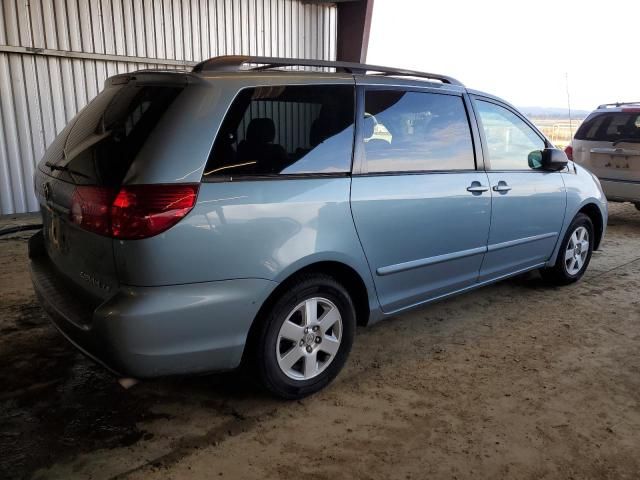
left=0, top=0, right=337, bottom=214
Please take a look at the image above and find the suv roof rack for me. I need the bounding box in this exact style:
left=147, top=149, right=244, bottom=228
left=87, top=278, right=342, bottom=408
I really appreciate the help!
left=597, top=101, right=640, bottom=109
left=192, top=55, right=464, bottom=87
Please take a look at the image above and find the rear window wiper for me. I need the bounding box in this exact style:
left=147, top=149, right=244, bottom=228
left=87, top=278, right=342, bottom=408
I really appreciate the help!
left=613, top=138, right=640, bottom=146
left=45, top=162, right=90, bottom=179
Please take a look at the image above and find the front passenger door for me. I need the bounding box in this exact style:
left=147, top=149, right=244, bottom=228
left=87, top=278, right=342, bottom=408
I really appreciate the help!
left=473, top=98, right=567, bottom=281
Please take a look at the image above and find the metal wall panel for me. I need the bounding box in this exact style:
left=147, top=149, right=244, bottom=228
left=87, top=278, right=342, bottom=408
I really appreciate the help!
left=0, top=0, right=337, bottom=214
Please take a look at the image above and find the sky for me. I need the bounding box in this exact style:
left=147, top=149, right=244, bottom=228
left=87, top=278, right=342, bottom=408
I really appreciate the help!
left=367, top=0, right=639, bottom=111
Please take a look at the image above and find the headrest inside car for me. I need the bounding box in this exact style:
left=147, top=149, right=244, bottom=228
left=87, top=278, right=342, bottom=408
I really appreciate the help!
left=246, top=118, right=276, bottom=144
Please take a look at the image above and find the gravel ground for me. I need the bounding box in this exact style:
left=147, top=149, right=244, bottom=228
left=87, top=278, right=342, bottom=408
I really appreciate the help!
left=0, top=203, right=639, bottom=480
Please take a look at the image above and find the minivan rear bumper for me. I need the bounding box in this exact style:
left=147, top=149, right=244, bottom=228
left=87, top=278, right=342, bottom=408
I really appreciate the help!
left=600, top=178, right=640, bottom=203
left=29, top=231, right=276, bottom=378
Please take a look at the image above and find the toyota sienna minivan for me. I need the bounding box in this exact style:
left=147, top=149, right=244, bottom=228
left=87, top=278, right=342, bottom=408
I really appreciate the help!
left=30, top=56, right=607, bottom=399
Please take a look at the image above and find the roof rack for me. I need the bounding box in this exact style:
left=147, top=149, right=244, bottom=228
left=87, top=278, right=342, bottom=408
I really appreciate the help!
left=132, top=68, right=191, bottom=73
left=597, top=101, right=640, bottom=109
left=191, top=55, right=464, bottom=87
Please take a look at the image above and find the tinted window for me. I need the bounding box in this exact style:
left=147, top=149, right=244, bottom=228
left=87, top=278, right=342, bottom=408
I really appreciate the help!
left=575, top=112, right=640, bottom=142
left=203, top=85, right=354, bottom=178
left=41, top=85, right=183, bottom=186
left=475, top=100, right=545, bottom=170
left=362, top=90, right=474, bottom=173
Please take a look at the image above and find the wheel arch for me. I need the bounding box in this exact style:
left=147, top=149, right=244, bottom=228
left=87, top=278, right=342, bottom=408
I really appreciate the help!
left=241, top=260, right=372, bottom=366
left=578, top=202, right=604, bottom=250
left=546, top=198, right=606, bottom=268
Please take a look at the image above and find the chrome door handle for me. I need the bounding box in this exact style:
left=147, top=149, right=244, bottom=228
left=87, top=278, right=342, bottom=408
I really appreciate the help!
left=466, top=184, right=489, bottom=193
left=492, top=181, right=512, bottom=193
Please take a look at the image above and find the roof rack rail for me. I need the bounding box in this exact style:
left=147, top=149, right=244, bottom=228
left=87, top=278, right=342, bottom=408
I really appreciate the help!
left=192, top=55, right=464, bottom=87
left=597, top=101, right=640, bottom=109
left=132, top=68, right=191, bottom=73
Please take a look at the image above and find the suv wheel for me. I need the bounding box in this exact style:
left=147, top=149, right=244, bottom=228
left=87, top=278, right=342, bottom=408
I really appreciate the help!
left=541, top=213, right=594, bottom=285
left=255, top=274, right=355, bottom=399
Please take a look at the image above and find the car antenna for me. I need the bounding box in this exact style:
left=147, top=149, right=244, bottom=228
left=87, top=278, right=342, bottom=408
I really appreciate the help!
left=565, top=72, right=574, bottom=138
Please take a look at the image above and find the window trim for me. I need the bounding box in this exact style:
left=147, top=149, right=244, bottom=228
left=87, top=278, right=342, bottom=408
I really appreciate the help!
left=470, top=95, right=554, bottom=173
left=201, top=83, right=358, bottom=183
left=353, top=86, right=479, bottom=176
left=463, top=92, right=487, bottom=172
left=202, top=172, right=352, bottom=183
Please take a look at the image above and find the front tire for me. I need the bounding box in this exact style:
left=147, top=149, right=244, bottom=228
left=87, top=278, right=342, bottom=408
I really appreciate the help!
left=541, top=213, right=594, bottom=285
left=255, top=274, right=356, bottom=399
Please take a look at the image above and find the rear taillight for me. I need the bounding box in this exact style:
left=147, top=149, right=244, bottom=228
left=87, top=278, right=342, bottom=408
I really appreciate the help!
left=71, top=186, right=114, bottom=236
left=70, top=184, right=199, bottom=239
left=111, top=184, right=199, bottom=239
left=564, top=145, right=573, bottom=161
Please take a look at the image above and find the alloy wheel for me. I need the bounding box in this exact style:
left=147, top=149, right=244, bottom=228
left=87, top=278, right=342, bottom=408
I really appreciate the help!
left=565, top=226, right=589, bottom=275
left=276, top=297, right=343, bottom=380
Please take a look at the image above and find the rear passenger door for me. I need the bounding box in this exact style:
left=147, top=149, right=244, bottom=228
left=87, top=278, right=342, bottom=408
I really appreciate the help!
left=471, top=97, right=567, bottom=281
left=350, top=86, right=491, bottom=313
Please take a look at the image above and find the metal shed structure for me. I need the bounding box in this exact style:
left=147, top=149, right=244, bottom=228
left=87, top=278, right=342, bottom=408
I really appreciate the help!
left=0, top=0, right=372, bottom=215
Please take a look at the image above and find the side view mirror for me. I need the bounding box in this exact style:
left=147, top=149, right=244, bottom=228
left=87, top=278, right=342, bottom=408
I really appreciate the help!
left=528, top=148, right=568, bottom=171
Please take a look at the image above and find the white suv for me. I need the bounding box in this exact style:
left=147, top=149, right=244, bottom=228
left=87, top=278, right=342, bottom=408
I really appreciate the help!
left=567, top=102, right=640, bottom=209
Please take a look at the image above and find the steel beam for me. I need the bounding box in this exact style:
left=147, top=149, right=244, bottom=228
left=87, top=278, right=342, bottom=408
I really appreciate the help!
left=336, top=0, right=374, bottom=63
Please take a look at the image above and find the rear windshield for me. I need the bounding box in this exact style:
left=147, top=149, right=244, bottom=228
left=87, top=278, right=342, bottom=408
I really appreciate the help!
left=575, top=112, right=640, bottom=142
left=40, top=84, right=183, bottom=186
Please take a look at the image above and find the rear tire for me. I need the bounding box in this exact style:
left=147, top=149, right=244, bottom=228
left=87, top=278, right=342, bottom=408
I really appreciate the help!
left=254, top=274, right=355, bottom=399
left=540, top=213, right=594, bottom=285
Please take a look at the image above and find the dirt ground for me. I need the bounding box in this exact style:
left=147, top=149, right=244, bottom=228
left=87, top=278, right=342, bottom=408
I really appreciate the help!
left=1, top=203, right=639, bottom=480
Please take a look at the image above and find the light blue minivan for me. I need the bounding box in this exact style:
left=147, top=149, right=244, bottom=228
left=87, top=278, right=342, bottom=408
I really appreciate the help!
left=30, top=56, right=607, bottom=398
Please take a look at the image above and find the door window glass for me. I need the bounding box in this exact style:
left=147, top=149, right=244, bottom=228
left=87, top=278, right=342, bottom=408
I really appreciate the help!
left=475, top=100, right=545, bottom=170
left=203, top=85, right=355, bottom=178
left=362, top=90, right=475, bottom=173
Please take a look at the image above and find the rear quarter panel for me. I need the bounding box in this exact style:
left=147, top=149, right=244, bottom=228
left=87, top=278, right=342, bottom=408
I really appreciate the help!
left=113, top=178, right=376, bottom=296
